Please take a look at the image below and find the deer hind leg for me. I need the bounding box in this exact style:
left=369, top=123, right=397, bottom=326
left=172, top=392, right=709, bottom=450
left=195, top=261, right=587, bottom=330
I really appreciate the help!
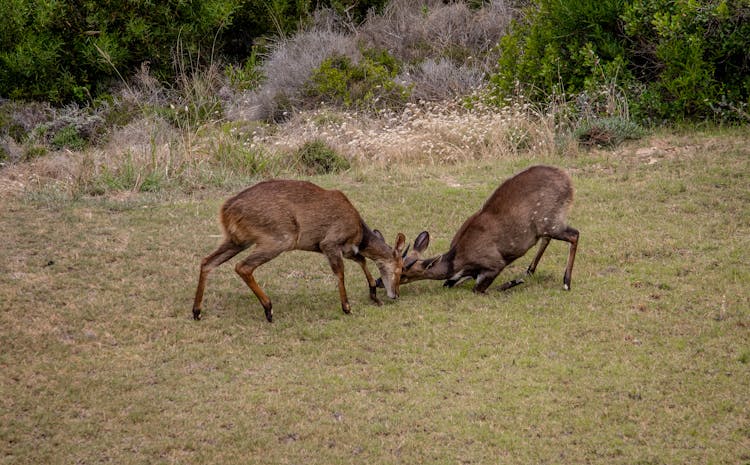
left=235, top=245, right=285, bottom=322
left=351, top=254, right=382, bottom=306
left=527, top=236, right=551, bottom=276
left=193, top=240, right=247, bottom=320
left=551, top=226, right=579, bottom=290
left=322, top=246, right=351, bottom=315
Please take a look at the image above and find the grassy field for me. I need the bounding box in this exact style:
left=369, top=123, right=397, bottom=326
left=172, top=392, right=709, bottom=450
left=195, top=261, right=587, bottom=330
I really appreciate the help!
left=1, top=129, right=748, bottom=464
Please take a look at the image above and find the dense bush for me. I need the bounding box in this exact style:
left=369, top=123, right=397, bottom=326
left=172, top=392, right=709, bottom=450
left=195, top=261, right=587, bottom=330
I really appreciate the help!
left=492, top=0, right=629, bottom=102
left=233, top=1, right=514, bottom=121
left=294, top=139, right=350, bottom=174
left=360, top=0, right=511, bottom=69
left=490, top=0, right=750, bottom=122
left=622, top=0, right=750, bottom=121
left=0, top=0, right=243, bottom=103
left=306, top=49, right=410, bottom=111
left=0, top=0, right=389, bottom=104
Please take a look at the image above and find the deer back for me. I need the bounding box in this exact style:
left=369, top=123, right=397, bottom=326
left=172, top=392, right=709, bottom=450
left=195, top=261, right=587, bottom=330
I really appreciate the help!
left=220, top=180, right=363, bottom=251
left=450, top=165, right=574, bottom=265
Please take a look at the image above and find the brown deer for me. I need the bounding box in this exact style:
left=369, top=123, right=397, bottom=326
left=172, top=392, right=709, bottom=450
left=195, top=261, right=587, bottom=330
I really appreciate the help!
left=379, top=165, right=578, bottom=293
left=192, top=179, right=407, bottom=322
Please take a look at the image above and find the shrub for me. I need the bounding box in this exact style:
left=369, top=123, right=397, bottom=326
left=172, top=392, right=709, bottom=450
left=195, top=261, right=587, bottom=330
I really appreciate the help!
left=0, top=0, right=244, bottom=103
left=51, top=126, right=86, bottom=151
left=622, top=0, right=750, bottom=121
left=213, top=139, right=269, bottom=176
left=225, top=46, right=265, bottom=92
left=490, top=0, right=750, bottom=122
left=306, top=49, right=410, bottom=111
left=295, top=139, right=350, bottom=174
left=23, top=145, right=48, bottom=161
left=0, top=100, right=112, bottom=158
left=240, top=29, right=358, bottom=121
left=359, top=0, right=511, bottom=70
left=574, top=116, right=642, bottom=147
left=491, top=0, right=628, bottom=103
left=401, top=58, right=485, bottom=102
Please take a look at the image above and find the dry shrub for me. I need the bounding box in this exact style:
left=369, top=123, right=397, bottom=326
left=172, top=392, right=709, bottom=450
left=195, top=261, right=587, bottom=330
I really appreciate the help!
left=358, top=0, right=513, bottom=102
left=360, top=0, right=512, bottom=68
left=225, top=1, right=516, bottom=119
left=119, top=62, right=167, bottom=108
left=402, top=58, right=485, bottom=101
left=228, top=29, right=358, bottom=122
left=5, top=101, right=54, bottom=135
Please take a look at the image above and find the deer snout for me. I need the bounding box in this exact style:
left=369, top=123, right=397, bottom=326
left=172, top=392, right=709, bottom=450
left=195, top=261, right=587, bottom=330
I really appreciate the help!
left=375, top=277, right=399, bottom=299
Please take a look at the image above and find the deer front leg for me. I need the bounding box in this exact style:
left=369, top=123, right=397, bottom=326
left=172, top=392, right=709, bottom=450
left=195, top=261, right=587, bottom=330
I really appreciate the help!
left=472, top=269, right=501, bottom=294
left=527, top=237, right=551, bottom=276
left=351, top=254, right=382, bottom=306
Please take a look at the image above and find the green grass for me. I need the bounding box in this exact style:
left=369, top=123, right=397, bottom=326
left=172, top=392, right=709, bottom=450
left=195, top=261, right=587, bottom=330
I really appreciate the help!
left=1, top=131, right=749, bottom=464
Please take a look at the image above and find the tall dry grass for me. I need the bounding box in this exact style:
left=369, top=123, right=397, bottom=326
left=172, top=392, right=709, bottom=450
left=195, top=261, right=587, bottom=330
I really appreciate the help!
left=244, top=94, right=578, bottom=168
left=1, top=92, right=585, bottom=201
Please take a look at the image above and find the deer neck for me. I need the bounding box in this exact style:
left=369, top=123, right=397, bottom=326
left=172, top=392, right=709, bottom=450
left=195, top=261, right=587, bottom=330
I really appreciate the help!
left=358, top=225, right=393, bottom=262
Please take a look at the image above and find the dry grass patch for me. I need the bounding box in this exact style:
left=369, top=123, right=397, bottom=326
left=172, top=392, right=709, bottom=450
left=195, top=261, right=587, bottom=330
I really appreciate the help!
left=258, top=99, right=571, bottom=167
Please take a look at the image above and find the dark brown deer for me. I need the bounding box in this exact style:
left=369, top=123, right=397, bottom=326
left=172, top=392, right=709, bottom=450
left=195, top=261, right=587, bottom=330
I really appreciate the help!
left=192, top=179, right=407, bottom=322
left=380, top=165, right=578, bottom=293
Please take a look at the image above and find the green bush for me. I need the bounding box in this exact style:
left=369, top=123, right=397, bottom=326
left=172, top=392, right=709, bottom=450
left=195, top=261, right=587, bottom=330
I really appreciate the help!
left=51, top=126, right=87, bottom=151
left=490, top=0, right=750, bottom=122
left=575, top=116, right=643, bottom=147
left=306, top=49, right=410, bottom=111
left=0, top=0, right=391, bottom=104
left=295, top=139, right=350, bottom=175
left=213, top=140, right=269, bottom=176
left=491, top=0, right=628, bottom=103
left=225, top=46, right=265, bottom=92
left=0, top=0, right=242, bottom=103
left=622, top=0, right=750, bottom=121
left=23, top=145, right=48, bottom=161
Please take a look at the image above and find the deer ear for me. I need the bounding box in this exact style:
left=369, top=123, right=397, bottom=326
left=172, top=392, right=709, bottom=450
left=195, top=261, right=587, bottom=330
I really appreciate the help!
left=372, top=229, right=385, bottom=242
left=404, top=256, right=418, bottom=270
left=414, top=231, right=430, bottom=253
left=394, top=232, right=406, bottom=254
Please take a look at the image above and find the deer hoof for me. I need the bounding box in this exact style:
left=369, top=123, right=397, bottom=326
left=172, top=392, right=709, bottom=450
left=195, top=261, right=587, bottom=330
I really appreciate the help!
left=369, top=286, right=382, bottom=306
left=264, top=304, right=273, bottom=323
left=192, top=308, right=201, bottom=320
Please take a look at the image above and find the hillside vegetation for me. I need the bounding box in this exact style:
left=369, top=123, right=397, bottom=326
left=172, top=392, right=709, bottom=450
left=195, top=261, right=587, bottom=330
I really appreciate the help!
left=2, top=0, right=749, bottom=191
